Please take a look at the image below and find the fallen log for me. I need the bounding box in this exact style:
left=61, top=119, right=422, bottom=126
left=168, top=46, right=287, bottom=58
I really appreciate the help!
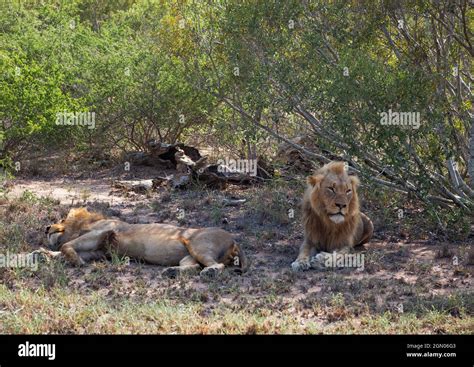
left=112, top=179, right=154, bottom=194
left=124, top=141, right=270, bottom=190
left=124, top=141, right=202, bottom=169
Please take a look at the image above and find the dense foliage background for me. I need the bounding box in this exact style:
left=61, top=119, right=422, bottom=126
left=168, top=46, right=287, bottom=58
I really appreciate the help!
left=0, top=0, right=472, bottom=218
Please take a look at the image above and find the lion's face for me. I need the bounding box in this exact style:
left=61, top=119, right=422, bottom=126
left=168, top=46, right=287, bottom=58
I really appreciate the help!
left=307, top=168, right=359, bottom=225
left=45, top=221, right=65, bottom=250
left=45, top=208, right=101, bottom=250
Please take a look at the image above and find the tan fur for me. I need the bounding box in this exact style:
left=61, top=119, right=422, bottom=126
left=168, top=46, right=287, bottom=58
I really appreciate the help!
left=48, top=208, right=105, bottom=243
left=292, top=161, right=373, bottom=271
left=45, top=208, right=248, bottom=277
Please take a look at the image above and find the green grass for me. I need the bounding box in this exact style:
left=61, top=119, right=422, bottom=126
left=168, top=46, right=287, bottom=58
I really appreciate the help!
left=0, top=284, right=471, bottom=334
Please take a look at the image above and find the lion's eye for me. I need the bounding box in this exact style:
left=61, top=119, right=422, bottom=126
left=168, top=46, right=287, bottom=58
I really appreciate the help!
left=328, top=187, right=335, bottom=193
left=346, top=189, right=352, bottom=194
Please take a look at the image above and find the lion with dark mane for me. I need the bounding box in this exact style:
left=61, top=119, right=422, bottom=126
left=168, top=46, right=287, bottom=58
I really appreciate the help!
left=41, top=207, right=248, bottom=278
left=292, top=161, right=373, bottom=271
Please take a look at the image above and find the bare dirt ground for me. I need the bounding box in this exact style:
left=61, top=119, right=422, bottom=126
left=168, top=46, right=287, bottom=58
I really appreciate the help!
left=1, top=164, right=473, bottom=334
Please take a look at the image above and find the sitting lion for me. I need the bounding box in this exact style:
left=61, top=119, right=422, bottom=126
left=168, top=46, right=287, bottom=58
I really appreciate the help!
left=291, top=161, right=373, bottom=271
left=41, top=208, right=248, bottom=277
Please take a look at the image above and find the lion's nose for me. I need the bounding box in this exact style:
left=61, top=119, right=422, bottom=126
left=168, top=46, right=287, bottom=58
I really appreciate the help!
left=336, top=203, right=347, bottom=209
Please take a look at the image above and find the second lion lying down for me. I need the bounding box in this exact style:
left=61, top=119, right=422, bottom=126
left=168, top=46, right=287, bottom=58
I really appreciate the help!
left=42, top=208, right=248, bottom=277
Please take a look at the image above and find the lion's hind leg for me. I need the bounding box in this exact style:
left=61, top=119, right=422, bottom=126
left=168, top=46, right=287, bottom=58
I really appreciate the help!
left=179, top=233, right=229, bottom=278
left=185, top=245, right=225, bottom=278
left=199, top=263, right=225, bottom=278
left=190, top=251, right=225, bottom=278
left=162, top=255, right=201, bottom=278
left=356, top=212, right=374, bottom=247
left=187, top=248, right=226, bottom=278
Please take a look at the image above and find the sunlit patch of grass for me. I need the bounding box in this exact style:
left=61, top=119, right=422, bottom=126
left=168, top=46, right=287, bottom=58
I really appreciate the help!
left=0, top=284, right=316, bottom=334
left=0, top=283, right=471, bottom=334
left=327, top=311, right=473, bottom=334
left=406, top=292, right=473, bottom=317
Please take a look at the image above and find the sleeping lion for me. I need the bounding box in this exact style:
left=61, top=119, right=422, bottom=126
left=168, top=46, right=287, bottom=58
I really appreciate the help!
left=292, top=161, right=373, bottom=271
left=40, top=207, right=248, bottom=277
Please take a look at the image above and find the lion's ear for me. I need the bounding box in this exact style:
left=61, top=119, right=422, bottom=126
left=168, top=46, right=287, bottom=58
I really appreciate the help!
left=50, top=223, right=65, bottom=233
left=350, top=175, right=360, bottom=188
left=307, top=174, right=324, bottom=189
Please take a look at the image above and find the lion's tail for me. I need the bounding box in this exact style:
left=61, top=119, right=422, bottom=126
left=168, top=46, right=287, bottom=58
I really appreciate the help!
left=234, top=242, right=249, bottom=273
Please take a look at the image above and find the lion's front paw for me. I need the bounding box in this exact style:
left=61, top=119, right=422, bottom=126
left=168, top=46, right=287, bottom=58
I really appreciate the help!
left=200, top=264, right=224, bottom=279
left=291, top=259, right=311, bottom=272
left=309, top=252, right=330, bottom=270
left=29, top=250, right=49, bottom=264
left=29, top=248, right=59, bottom=264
